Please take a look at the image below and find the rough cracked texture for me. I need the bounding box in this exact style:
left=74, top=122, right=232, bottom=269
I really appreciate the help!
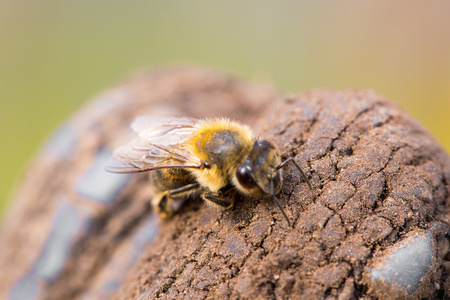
left=0, top=67, right=449, bottom=300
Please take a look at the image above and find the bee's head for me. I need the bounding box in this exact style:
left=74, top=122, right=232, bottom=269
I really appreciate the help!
left=235, top=139, right=282, bottom=197
left=235, top=139, right=294, bottom=227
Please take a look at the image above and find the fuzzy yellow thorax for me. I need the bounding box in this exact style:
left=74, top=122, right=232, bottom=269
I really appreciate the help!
left=185, top=118, right=255, bottom=192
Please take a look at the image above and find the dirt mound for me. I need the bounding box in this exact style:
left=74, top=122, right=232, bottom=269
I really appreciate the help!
left=1, top=67, right=449, bottom=299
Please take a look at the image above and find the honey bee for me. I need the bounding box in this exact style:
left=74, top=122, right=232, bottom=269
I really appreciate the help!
left=106, top=116, right=312, bottom=227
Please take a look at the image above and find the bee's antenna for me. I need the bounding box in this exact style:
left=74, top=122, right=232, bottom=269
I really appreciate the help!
left=276, top=158, right=312, bottom=190
left=270, top=178, right=292, bottom=228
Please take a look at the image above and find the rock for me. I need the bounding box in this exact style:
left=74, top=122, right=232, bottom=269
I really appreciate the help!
left=0, top=67, right=449, bottom=299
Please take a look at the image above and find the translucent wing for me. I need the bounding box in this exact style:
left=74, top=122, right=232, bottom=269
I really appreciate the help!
left=106, top=116, right=201, bottom=173
left=131, top=115, right=197, bottom=133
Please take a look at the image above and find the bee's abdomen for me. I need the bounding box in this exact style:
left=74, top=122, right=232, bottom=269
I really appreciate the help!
left=152, top=168, right=196, bottom=192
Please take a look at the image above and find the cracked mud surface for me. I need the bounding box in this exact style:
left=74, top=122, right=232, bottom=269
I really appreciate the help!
left=0, top=67, right=449, bottom=299
left=116, top=89, right=450, bottom=299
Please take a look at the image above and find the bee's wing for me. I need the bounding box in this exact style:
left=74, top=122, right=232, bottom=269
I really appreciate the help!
left=106, top=116, right=201, bottom=173
left=131, top=115, right=197, bottom=133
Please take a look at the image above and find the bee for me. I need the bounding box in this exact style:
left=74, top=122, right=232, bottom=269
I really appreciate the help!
left=106, top=116, right=312, bottom=227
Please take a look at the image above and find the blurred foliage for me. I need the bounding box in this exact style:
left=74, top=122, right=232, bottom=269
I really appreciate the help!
left=1, top=1, right=449, bottom=215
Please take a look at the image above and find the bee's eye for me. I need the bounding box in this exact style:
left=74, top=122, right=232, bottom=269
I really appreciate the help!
left=236, top=165, right=257, bottom=189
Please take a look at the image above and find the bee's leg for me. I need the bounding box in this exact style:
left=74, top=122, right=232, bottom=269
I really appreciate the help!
left=202, top=191, right=235, bottom=210
left=217, top=184, right=234, bottom=196
left=152, top=192, right=173, bottom=219
left=169, top=182, right=201, bottom=196
left=153, top=182, right=200, bottom=218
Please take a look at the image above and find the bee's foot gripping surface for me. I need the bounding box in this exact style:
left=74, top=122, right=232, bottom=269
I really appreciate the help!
left=152, top=192, right=175, bottom=219
left=202, top=192, right=235, bottom=210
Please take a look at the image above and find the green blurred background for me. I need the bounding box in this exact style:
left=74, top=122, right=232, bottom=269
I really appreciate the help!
left=1, top=1, right=449, bottom=216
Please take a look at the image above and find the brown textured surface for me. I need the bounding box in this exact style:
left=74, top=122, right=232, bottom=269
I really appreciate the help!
left=115, top=89, right=450, bottom=299
left=0, top=67, right=449, bottom=299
